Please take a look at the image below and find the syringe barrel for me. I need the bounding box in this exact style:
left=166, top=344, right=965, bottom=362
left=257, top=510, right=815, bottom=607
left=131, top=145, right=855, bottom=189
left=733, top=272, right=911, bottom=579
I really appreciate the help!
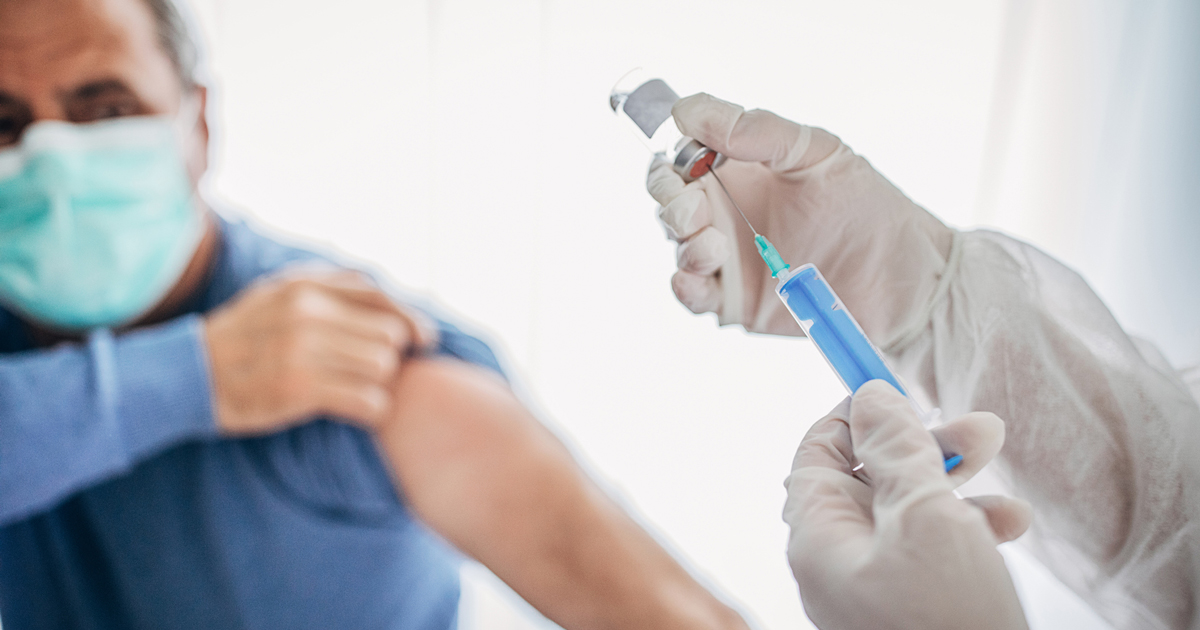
left=775, top=264, right=908, bottom=397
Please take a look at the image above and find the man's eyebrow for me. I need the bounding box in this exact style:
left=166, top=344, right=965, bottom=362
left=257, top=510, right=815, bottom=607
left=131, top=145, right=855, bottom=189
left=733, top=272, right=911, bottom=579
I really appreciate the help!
left=66, top=79, right=136, bottom=100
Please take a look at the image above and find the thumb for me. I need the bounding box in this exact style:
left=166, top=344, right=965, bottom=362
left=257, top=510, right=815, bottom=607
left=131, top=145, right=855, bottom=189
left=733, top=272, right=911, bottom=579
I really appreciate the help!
left=849, top=380, right=952, bottom=509
left=965, top=495, right=1033, bottom=543
left=672, top=93, right=840, bottom=173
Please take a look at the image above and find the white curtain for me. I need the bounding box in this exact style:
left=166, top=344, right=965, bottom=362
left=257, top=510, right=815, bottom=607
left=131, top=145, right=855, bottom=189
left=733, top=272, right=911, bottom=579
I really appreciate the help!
left=975, top=0, right=1200, bottom=368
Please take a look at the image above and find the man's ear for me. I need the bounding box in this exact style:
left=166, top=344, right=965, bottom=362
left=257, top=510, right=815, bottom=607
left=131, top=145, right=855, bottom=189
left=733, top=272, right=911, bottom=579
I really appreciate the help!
left=186, top=85, right=210, bottom=185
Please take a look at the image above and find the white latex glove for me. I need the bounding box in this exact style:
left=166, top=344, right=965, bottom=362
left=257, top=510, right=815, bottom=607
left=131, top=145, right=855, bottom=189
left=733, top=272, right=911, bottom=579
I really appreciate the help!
left=647, top=93, right=953, bottom=344
left=784, top=380, right=1032, bottom=630
left=648, top=94, right=1200, bottom=628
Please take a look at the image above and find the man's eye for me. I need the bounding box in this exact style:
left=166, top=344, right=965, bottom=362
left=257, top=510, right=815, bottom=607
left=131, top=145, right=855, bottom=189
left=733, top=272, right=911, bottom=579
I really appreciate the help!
left=68, top=98, right=140, bottom=123
left=0, top=113, right=30, bottom=148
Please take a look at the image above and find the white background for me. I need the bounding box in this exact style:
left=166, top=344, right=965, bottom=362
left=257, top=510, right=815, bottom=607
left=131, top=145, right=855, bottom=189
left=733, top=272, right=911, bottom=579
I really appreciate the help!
left=180, top=0, right=1198, bottom=628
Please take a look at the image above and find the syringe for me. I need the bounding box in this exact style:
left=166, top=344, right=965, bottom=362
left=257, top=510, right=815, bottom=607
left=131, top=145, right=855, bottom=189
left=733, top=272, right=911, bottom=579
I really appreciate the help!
left=608, top=73, right=960, bottom=474
left=708, top=169, right=963, bottom=474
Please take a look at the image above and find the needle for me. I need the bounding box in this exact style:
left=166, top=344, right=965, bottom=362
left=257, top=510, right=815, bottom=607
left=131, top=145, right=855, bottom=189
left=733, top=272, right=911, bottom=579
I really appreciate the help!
left=706, top=158, right=964, bottom=478
left=708, top=166, right=758, bottom=236
left=708, top=164, right=791, bottom=278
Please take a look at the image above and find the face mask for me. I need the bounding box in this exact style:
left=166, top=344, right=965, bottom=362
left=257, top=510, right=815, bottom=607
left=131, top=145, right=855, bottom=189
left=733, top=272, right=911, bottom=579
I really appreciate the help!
left=0, top=108, right=205, bottom=331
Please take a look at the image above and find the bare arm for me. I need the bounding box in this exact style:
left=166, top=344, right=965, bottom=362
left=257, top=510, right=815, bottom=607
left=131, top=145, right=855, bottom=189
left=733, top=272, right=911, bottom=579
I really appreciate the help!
left=373, top=358, right=750, bottom=630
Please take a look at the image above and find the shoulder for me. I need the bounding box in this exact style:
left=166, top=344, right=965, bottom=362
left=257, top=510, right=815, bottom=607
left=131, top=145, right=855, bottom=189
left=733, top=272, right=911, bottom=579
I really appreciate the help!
left=216, top=211, right=506, bottom=379
left=375, top=282, right=506, bottom=379
left=429, top=318, right=505, bottom=379
left=203, top=214, right=328, bottom=306
left=212, top=212, right=505, bottom=378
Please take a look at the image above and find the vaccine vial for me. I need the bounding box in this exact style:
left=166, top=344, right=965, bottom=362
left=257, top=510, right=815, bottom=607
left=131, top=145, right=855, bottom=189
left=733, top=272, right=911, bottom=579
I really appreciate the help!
left=609, top=70, right=725, bottom=182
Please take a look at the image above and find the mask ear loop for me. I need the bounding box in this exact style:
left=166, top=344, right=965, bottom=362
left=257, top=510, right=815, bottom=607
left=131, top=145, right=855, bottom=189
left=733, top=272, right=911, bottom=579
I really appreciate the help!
left=172, top=91, right=204, bottom=153
left=162, top=91, right=212, bottom=311
left=172, top=91, right=209, bottom=207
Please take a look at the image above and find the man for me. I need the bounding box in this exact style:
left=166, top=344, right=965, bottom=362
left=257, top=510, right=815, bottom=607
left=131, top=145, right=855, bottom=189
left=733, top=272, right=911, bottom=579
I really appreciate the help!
left=646, top=93, right=1200, bottom=629
left=0, top=1, right=753, bottom=628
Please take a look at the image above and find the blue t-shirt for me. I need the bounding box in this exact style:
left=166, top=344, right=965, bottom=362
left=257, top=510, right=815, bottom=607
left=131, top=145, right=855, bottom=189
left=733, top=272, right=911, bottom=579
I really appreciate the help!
left=0, top=216, right=503, bottom=629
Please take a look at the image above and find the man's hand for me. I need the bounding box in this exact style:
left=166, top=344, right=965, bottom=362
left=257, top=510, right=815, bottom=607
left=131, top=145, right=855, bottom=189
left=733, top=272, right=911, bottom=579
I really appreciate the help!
left=204, top=269, right=435, bottom=435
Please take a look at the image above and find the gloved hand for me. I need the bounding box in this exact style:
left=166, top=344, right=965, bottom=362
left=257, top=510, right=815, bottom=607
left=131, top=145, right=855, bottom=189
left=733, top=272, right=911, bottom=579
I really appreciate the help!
left=647, top=94, right=954, bottom=343
left=783, top=380, right=1032, bottom=630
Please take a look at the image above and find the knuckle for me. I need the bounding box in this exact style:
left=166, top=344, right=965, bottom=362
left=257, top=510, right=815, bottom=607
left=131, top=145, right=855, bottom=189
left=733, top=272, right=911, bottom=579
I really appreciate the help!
left=279, top=276, right=314, bottom=297
left=677, top=231, right=728, bottom=275
left=375, top=346, right=399, bottom=374
left=658, top=189, right=709, bottom=240
left=361, top=347, right=398, bottom=381
left=286, top=288, right=328, bottom=321
left=347, top=386, right=389, bottom=420
left=379, top=316, right=407, bottom=346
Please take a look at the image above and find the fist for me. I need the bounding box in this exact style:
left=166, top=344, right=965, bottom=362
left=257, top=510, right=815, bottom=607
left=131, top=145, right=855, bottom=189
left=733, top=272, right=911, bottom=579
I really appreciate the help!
left=204, top=268, right=436, bottom=435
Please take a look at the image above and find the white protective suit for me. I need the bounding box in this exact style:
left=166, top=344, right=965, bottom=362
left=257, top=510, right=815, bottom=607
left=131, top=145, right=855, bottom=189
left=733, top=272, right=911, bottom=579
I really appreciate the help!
left=646, top=93, right=1200, bottom=630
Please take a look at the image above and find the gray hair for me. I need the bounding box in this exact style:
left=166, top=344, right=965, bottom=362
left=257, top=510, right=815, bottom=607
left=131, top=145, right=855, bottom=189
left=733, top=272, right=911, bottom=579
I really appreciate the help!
left=140, top=0, right=199, bottom=88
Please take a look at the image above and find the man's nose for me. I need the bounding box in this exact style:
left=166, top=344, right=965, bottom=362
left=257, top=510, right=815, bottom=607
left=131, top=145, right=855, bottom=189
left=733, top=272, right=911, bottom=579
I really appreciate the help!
left=27, top=95, right=68, bottom=123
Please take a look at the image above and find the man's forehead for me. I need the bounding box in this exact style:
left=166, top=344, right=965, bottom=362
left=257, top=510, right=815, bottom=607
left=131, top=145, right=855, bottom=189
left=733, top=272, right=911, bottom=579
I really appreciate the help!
left=0, top=0, right=175, bottom=97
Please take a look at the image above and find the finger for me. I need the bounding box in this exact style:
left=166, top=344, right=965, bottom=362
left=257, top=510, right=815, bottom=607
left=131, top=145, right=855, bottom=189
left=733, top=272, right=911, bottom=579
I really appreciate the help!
left=964, top=495, right=1033, bottom=543
left=656, top=188, right=711, bottom=241
left=784, top=398, right=873, bottom=572
left=400, top=306, right=440, bottom=353
left=306, top=296, right=411, bottom=348
left=275, top=267, right=404, bottom=313
left=320, top=280, right=438, bottom=351
left=676, top=226, right=729, bottom=275
left=783, top=466, right=874, bottom=574
left=849, top=380, right=952, bottom=508
left=929, top=412, right=1005, bottom=488
left=647, top=154, right=688, bottom=205
left=791, top=397, right=854, bottom=472
left=670, top=270, right=722, bottom=315
left=787, top=398, right=872, bottom=514
left=314, top=332, right=402, bottom=382
left=273, top=262, right=359, bottom=283
left=311, top=378, right=392, bottom=428
left=672, top=93, right=839, bottom=173
left=336, top=298, right=437, bottom=354
left=319, top=279, right=406, bottom=316
left=280, top=268, right=436, bottom=353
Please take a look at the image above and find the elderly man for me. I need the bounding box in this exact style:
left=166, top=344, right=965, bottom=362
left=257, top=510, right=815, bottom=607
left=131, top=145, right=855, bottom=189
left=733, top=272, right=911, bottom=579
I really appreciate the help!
left=0, top=0, right=753, bottom=628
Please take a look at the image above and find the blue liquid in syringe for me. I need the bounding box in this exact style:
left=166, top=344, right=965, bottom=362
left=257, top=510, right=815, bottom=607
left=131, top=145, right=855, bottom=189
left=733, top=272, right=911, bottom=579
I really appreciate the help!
left=705, top=169, right=960, bottom=473
left=777, top=265, right=906, bottom=396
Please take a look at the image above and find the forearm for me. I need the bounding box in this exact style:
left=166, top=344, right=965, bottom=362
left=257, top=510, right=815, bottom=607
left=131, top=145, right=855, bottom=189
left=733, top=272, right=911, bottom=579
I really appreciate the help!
left=372, top=358, right=747, bottom=630
left=0, top=316, right=216, bottom=524
left=885, top=230, right=1200, bottom=629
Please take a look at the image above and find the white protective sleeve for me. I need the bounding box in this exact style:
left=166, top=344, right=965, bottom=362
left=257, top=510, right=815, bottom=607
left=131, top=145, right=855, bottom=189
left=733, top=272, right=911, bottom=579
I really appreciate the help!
left=882, top=229, right=1200, bottom=630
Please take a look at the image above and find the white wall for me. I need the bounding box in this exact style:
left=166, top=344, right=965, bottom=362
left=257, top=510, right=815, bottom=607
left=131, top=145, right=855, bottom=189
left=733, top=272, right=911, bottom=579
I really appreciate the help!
left=180, top=1, right=1142, bottom=628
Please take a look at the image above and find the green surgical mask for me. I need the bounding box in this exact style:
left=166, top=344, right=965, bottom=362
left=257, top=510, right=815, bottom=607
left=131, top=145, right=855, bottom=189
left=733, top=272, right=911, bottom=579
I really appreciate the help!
left=0, top=111, right=205, bottom=331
